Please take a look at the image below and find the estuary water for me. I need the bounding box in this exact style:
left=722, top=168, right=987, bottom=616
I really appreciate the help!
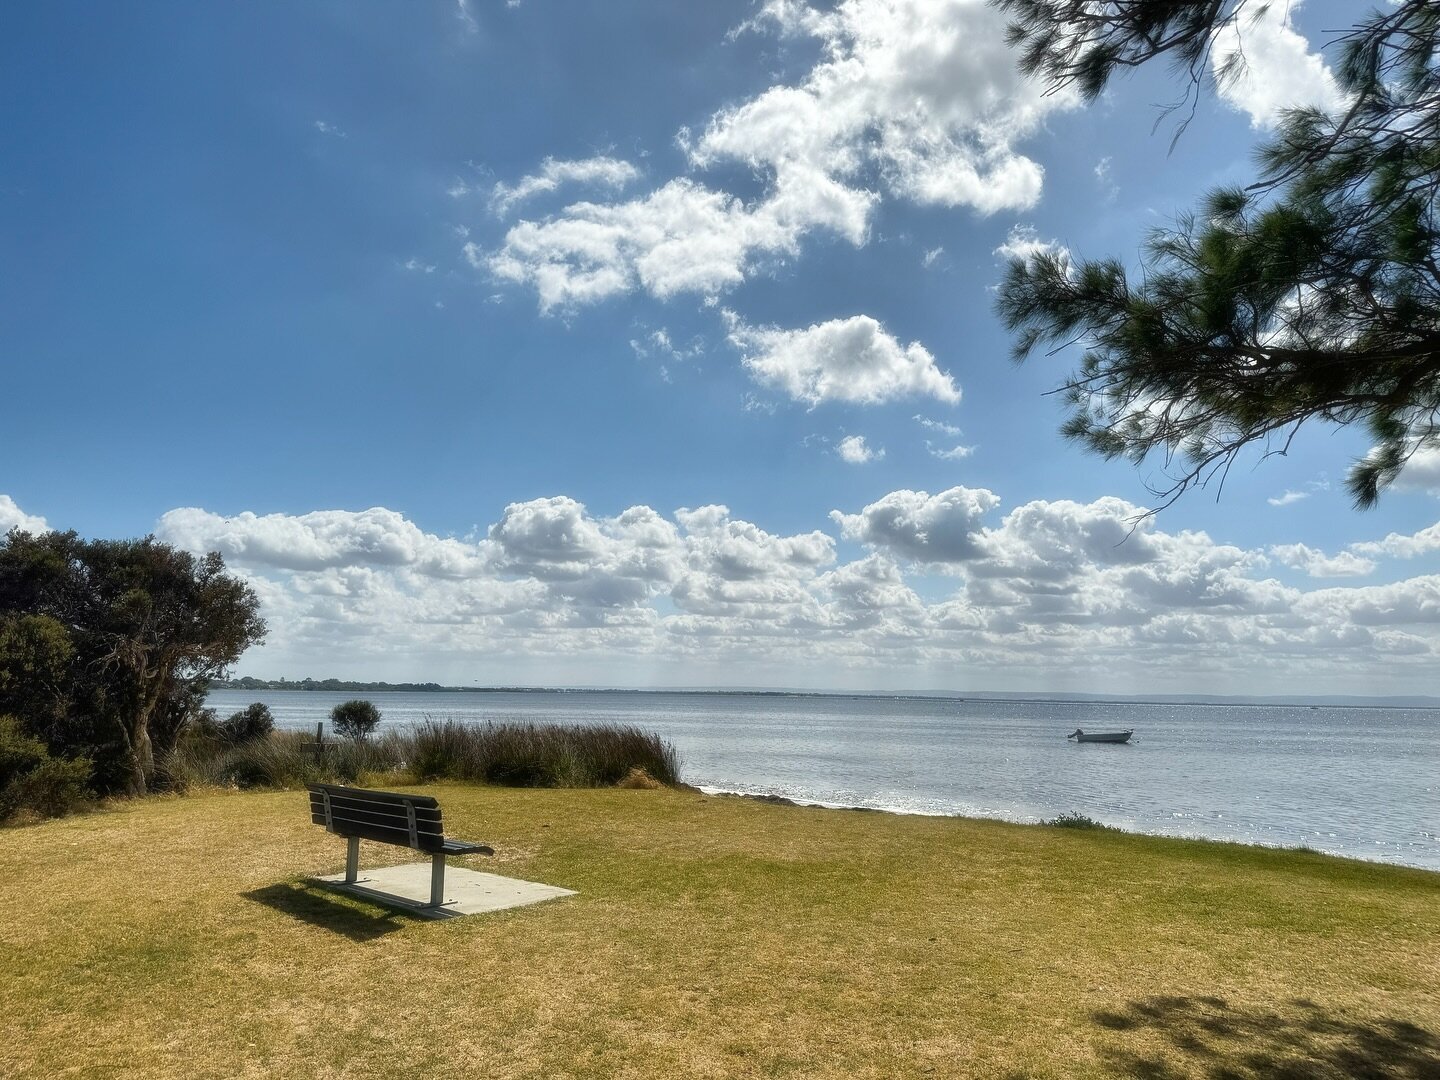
left=205, top=689, right=1440, bottom=870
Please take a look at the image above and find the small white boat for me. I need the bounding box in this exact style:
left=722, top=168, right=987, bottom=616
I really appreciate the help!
left=1068, top=728, right=1133, bottom=744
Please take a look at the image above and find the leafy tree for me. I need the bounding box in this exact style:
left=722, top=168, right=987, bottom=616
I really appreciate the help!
left=330, top=699, right=382, bottom=741
left=994, top=0, right=1440, bottom=507
left=0, top=529, right=265, bottom=795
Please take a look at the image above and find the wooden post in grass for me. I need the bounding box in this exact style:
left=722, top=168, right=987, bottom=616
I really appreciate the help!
left=303, top=722, right=327, bottom=762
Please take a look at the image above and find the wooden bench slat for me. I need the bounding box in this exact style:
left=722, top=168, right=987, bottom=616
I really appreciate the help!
left=313, top=794, right=443, bottom=817
left=324, top=817, right=447, bottom=852
left=307, top=797, right=443, bottom=830
left=308, top=813, right=441, bottom=841
left=308, top=812, right=444, bottom=839
left=311, top=786, right=441, bottom=809
left=307, top=782, right=440, bottom=809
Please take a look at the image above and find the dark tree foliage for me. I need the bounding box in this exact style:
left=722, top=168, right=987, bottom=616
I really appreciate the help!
left=994, top=0, right=1440, bottom=507
left=0, top=529, right=265, bottom=795
left=0, top=613, right=75, bottom=750
left=330, top=699, right=382, bottom=741
left=219, top=702, right=275, bottom=747
left=0, top=715, right=91, bottom=820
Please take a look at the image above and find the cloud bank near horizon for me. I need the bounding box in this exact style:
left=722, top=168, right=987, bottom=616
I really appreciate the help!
left=6, top=490, right=1435, bottom=695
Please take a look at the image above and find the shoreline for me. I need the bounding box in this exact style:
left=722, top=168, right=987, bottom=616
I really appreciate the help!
left=208, top=694, right=1439, bottom=873
left=696, top=784, right=1440, bottom=874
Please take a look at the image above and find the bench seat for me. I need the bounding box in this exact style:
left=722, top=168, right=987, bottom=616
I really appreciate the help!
left=307, top=782, right=493, bottom=908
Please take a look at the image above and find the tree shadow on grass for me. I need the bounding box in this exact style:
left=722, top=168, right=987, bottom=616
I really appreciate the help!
left=1092, top=995, right=1439, bottom=1079
left=243, top=881, right=416, bottom=942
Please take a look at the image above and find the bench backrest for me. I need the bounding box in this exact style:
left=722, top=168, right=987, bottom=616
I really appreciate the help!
left=307, top=783, right=447, bottom=853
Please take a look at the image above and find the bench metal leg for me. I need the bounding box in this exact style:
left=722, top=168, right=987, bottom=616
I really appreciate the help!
left=345, top=836, right=360, bottom=884
left=429, top=853, right=445, bottom=907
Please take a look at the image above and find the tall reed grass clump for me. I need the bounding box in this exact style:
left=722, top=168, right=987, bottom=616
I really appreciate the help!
left=405, top=719, right=681, bottom=788
left=164, top=730, right=403, bottom=792
left=163, top=719, right=680, bottom=792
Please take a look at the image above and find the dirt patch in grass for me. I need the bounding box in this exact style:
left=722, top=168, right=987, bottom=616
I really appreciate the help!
left=1, top=785, right=1436, bottom=1078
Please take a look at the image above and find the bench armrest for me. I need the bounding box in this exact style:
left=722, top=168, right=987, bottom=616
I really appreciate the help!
left=441, top=839, right=494, bottom=856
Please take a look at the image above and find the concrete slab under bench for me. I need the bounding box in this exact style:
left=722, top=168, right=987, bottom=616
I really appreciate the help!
left=316, top=863, right=576, bottom=920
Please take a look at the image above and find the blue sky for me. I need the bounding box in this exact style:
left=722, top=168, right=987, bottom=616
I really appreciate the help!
left=6, top=0, right=1440, bottom=695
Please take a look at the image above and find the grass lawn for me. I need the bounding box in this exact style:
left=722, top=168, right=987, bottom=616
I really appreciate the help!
left=1, top=785, right=1437, bottom=1079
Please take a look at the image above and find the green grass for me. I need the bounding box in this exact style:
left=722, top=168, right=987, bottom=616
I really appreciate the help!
left=1, top=786, right=1436, bottom=1078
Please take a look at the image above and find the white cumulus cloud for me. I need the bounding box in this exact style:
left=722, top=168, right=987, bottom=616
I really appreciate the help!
left=135, top=491, right=1440, bottom=692
left=490, top=156, right=641, bottom=216
left=1268, top=490, right=1310, bottom=507
left=837, top=435, right=883, bottom=464
left=156, top=507, right=490, bottom=578
left=928, top=442, right=975, bottom=461
left=1211, top=0, right=1347, bottom=128
left=994, top=223, right=1067, bottom=264
left=0, top=495, right=48, bottom=535
left=1350, top=522, right=1440, bottom=561
left=727, top=312, right=959, bottom=407
left=1270, top=542, right=1375, bottom=578
left=703, top=0, right=1059, bottom=213
left=487, top=178, right=827, bottom=311
left=1391, top=447, right=1440, bottom=497
left=485, top=0, right=1070, bottom=309
left=831, top=486, right=1000, bottom=563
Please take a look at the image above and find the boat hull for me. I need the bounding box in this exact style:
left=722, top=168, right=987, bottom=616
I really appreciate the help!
left=1072, top=731, right=1133, bottom=743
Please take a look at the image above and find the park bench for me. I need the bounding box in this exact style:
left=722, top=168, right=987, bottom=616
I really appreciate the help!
left=307, top=782, right=493, bottom=909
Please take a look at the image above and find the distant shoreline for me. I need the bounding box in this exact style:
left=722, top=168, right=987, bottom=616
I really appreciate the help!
left=209, top=681, right=1440, bottom=710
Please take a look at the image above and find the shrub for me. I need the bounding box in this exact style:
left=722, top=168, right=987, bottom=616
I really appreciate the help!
left=161, top=705, right=275, bottom=790
left=219, top=702, right=274, bottom=746
left=12, top=756, right=92, bottom=818
left=1046, top=812, right=1120, bottom=831
left=331, top=700, right=382, bottom=741
left=218, top=756, right=268, bottom=789
left=0, top=716, right=47, bottom=788
left=0, top=715, right=91, bottom=821
left=190, top=708, right=223, bottom=742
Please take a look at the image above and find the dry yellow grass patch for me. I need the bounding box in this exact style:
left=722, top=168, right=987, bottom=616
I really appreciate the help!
left=1, top=785, right=1436, bottom=1078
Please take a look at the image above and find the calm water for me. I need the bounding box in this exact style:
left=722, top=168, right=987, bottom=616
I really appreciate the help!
left=206, top=689, right=1440, bottom=870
